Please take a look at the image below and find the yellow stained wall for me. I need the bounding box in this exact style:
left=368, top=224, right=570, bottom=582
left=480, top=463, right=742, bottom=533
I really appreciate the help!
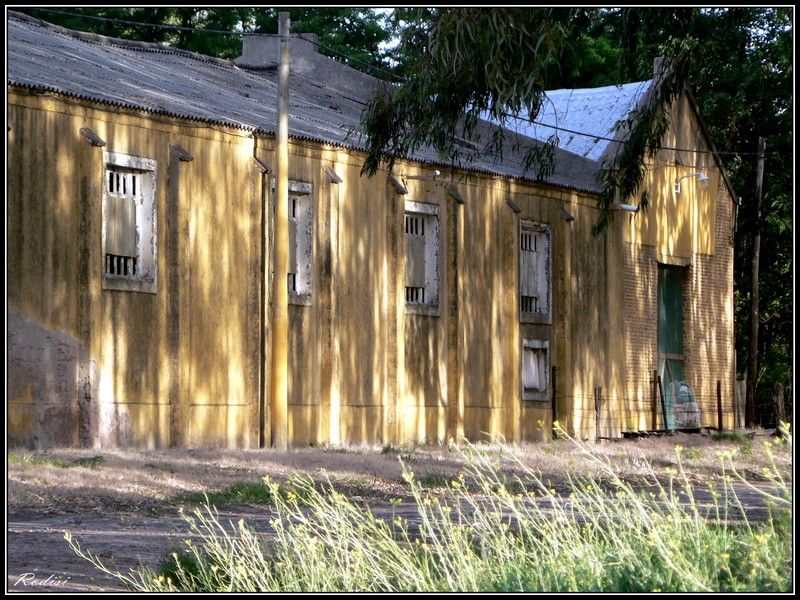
left=8, top=93, right=87, bottom=446
left=618, top=91, right=736, bottom=433
left=626, top=94, right=720, bottom=256
left=8, top=87, right=735, bottom=449
left=8, top=90, right=261, bottom=448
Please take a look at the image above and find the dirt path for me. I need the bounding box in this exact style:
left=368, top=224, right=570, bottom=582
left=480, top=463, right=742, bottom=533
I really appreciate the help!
left=7, top=507, right=285, bottom=593
left=7, top=432, right=790, bottom=592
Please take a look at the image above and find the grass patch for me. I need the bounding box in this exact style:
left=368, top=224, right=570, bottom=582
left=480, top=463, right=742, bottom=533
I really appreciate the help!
left=711, top=431, right=754, bottom=457
left=417, top=473, right=451, bottom=488
left=711, top=431, right=752, bottom=444
left=9, top=452, right=105, bottom=469
left=682, top=447, right=702, bottom=461
left=68, top=428, right=793, bottom=593
left=179, top=482, right=275, bottom=507
left=8, top=452, right=72, bottom=469
left=75, top=455, right=106, bottom=469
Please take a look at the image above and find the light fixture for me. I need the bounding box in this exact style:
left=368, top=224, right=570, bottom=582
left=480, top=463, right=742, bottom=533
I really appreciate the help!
left=674, top=172, right=709, bottom=194
left=618, top=204, right=640, bottom=213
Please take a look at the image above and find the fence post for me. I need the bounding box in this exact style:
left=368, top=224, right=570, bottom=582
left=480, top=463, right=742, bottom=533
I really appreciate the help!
left=551, top=366, right=557, bottom=440
left=594, top=386, right=601, bottom=441
left=652, top=370, right=658, bottom=431
left=657, top=375, right=669, bottom=431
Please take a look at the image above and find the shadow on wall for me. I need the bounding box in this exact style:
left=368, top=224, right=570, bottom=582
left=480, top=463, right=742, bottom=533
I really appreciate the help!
left=7, top=310, right=98, bottom=448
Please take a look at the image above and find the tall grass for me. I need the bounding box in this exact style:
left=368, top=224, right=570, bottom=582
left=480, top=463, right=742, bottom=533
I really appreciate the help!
left=66, top=425, right=792, bottom=592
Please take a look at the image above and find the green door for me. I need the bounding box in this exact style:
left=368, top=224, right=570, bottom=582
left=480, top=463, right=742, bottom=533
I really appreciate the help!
left=657, top=265, right=685, bottom=430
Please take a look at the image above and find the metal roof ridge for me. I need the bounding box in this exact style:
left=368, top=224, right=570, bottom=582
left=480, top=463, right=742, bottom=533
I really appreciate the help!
left=7, top=9, right=236, bottom=71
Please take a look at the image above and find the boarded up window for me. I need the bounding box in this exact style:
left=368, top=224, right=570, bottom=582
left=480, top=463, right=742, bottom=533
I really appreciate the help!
left=404, top=200, right=439, bottom=310
left=520, top=222, right=551, bottom=322
left=287, top=190, right=312, bottom=299
left=522, top=339, right=549, bottom=400
left=102, top=152, right=157, bottom=293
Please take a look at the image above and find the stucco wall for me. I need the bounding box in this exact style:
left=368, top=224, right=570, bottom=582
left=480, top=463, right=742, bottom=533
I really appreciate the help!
left=8, top=91, right=261, bottom=448
left=8, top=87, right=735, bottom=448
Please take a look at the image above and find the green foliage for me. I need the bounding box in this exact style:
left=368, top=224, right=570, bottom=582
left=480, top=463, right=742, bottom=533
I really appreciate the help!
left=361, top=8, right=582, bottom=177
left=360, top=9, right=699, bottom=237
left=68, top=430, right=792, bottom=592
left=416, top=473, right=452, bottom=488
left=8, top=452, right=73, bottom=469
left=75, top=455, right=106, bottom=469
left=179, top=482, right=275, bottom=507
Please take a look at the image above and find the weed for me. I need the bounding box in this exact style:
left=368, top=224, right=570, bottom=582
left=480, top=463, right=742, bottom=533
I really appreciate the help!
left=417, top=473, right=451, bottom=488
left=179, top=482, right=274, bottom=507
left=8, top=452, right=72, bottom=469
left=683, top=447, right=702, bottom=461
left=711, top=431, right=752, bottom=444
left=75, top=455, right=106, bottom=469
left=68, top=427, right=793, bottom=593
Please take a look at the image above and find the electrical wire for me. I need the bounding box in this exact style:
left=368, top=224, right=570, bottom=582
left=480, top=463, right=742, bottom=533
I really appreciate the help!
left=25, top=7, right=406, bottom=83
left=23, top=7, right=778, bottom=158
left=23, top=7, right=241, bottom=36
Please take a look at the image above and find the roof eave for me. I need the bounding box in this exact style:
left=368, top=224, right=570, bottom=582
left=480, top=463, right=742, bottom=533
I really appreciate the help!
left=683, top=84, right=739, bottom=205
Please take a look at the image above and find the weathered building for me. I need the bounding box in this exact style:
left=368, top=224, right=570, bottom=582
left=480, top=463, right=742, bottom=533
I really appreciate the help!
left=7, top=12, right=736, bottom=448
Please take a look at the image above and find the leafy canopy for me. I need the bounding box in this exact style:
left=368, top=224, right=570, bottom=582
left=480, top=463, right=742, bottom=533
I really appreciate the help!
left=360, top=8, right=693, bottom=233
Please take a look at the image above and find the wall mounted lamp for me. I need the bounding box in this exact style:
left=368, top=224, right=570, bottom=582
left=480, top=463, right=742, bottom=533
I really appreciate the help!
left=673, top=171, right=709, bottom=194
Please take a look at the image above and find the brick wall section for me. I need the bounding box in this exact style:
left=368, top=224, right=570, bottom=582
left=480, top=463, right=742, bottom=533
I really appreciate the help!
left=623, top=180, right=735, bottom=430
left=622, top=244, right=659, bottom=431
left=684, top=181, right=736, bottom=427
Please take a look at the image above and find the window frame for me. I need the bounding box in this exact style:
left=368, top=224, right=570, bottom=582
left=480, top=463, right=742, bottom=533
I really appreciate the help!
left=271, top=179, right=314, bottom=306
left=519, top=220, right=551, bottom=324
left=521, top=338, right=550, bottom=402
left=403, top=199, right=440, bottom=316
left=101, top=151, right=157, bottom=294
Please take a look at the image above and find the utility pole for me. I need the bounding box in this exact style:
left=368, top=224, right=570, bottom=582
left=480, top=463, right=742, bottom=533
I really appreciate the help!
left=271, top=12, right=290, bottom=449
left=745, top=136, right=766, bottom=428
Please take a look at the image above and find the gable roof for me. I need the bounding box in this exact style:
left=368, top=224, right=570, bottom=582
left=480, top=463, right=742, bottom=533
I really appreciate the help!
left=511, top=80, right=653, bottom=163
left=7, top=11, right=603, bottom=194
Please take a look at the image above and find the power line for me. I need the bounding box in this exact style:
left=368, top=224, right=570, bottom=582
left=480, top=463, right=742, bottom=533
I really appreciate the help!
left=499, top=111, right=776, bottom=157
left=25, top=7, right=241, bottom=36
left=312, top=37, right=405, bottom=83
left=24, top=8, right=780, bottom=158
left=26, top=7, right=405, bottom=83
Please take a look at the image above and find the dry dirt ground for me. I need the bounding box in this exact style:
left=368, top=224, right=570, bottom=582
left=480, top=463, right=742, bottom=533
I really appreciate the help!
left=6, top=431, right=791, bottom=593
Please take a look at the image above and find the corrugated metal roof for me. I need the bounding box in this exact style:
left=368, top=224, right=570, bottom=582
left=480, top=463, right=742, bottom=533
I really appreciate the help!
left=507, top=80, right=653, bottom=162
left=7, top=11, right=605, bottom=193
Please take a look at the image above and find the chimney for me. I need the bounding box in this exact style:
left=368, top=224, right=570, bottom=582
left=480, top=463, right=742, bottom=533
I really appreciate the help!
left=234, top=33, right=320, bottom=72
